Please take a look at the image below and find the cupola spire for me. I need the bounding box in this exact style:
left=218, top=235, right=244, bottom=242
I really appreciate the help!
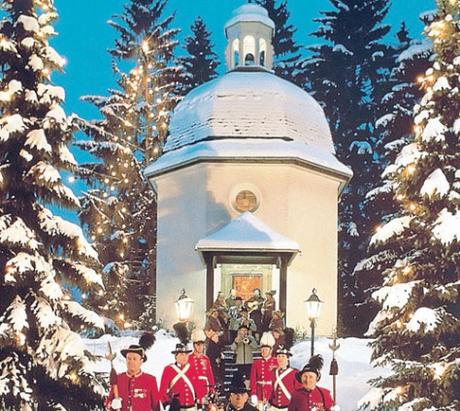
left=224, top=4, right=275, bottom=71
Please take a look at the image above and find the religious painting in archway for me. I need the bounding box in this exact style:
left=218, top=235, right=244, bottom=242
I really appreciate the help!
left=232, top=274, right=262, bottom=300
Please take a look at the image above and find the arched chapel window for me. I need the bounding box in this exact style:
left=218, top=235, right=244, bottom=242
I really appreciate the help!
left=259, top=38, right=266, bottom=66
left=232, top=38, right=240, bottom=67
left=243, top=35, right=255, bottom=66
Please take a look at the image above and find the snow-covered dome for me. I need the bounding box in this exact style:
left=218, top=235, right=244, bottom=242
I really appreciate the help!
left=164, top=67, right=335, bottom=154
left=224, top=4, right=275, bottom=32
left=144, top=5, right=351, bottom=182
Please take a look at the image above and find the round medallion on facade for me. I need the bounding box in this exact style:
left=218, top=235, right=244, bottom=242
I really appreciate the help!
left=234, top=190, right=258, bottom=212
left=231, top=183, right=261, bottom=213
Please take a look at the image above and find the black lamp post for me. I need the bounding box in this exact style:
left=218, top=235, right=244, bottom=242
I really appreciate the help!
left=304, top=288, right=323, bottom=356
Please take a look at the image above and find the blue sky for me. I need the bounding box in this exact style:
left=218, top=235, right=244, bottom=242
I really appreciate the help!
left=53, top=0, right=434, bottom=120
left=50, top=0, right=434, bottom=222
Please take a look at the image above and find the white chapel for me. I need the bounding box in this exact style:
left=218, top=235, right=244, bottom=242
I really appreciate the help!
left=144, top=4, right=352, bottom=336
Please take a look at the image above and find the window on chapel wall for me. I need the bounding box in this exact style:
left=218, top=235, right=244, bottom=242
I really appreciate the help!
left=259, top=38, right=266, bottom=66
left=243, top=35, right=255, bottom=66
left=232, top=38, right=240, bottom=67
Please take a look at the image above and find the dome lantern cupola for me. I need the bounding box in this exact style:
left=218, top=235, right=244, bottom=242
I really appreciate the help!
left=224, top=4, right=275, bottom=71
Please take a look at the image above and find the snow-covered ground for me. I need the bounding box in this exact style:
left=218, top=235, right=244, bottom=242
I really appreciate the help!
left=84, top=331, right=390, bottom=411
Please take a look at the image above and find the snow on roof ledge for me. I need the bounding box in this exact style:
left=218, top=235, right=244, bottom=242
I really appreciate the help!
left=196, top=212, right=300, bottom=253
left=144, top=139, right=353, bottom=183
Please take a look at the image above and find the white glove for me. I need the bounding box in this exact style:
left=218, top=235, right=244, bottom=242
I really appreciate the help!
left=250, top=395, right=258, bottom=405
left=330, top=406, right=341, bottom=411
left=111, top=398, right=122, bottom=410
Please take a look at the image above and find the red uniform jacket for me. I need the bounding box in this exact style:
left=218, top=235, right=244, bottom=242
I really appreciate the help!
left=159, top=363, right=198, bottom=407
left=106, top=372, right=160, bottom=411
left=189, top=352, right=215, bottom=403
left=287, top=387, right=334, bottom=411
left=269, top=367, right=302, bottom=408
left=249, top=356, right=278, bottom=401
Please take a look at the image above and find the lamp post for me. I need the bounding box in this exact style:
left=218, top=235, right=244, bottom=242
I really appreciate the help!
left=173, top=289, right=195, bottom=344
left=304, top=288, right=323, bottom=356
left=175, top=289, right=194, bottom=322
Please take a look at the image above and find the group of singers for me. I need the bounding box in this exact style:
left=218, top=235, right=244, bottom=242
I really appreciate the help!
left=106, top=328, right=335, bottom=411
left=204, top=288, right=287, bottom=383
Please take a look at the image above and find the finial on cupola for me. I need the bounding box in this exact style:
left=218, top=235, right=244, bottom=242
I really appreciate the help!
left=224, top=4, right=275, bottom=71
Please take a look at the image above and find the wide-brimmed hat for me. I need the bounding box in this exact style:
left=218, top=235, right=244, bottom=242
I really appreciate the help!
left=207, top=307, right=218, bottom=316
left=121, top=344, right=147, bottom=361
left=171, top=343, right=192, bottom=354
left=265, top=290, right=276, bottom=296
left=274, top=345, right=292, bottom=357
left=295, top=355, right=324, bottom=382
left=272, top=311, right=284, bottom=318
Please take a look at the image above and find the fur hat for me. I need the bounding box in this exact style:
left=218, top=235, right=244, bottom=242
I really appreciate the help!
left=191, top=329, right=206, bottom=343
left=296, top=355, right=324, bottom=382
left=171, top=343, right=192, bottom=355
left=121, top=344, right=147, bottom=361
left=228, top=373, right=249, bottom=394
left=260, top=332, right=275, bottom=348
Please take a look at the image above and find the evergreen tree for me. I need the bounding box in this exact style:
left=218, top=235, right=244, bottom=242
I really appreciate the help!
left=78, top=0, right=182, bottom=328
left=359, top=1, right=460, bottom=409
left=0, top=0, right=104, bottom=408
left=109, top=0, right=182, bottom=159
left=179, top=17, right=219, bottom=95
left=354, top=23, right=432, bottom=334
left=255, top=0, right=302, bottom=84
left=302, top=0, right=392, bottom=335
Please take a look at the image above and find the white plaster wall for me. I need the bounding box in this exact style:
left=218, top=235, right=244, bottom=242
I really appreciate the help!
left=152, top=161, right=343, bottom=335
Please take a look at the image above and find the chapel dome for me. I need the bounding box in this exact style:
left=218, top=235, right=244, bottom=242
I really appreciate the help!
left=164, top=67, right=335, bottom=154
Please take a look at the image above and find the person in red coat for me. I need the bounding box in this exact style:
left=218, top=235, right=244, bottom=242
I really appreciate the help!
left=269, top=346, right=301, bottom=411
left=159, top=343, right=198, bottom=411
left=288, top=355, right=334, bottom=411
left=106, top=344, right=160, bottom=411
left=189, top=329, right=215, bottom=407
left=249, top=332, right=278, bottom=410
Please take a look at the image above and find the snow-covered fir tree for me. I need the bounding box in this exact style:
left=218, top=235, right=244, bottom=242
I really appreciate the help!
left=77, top=79, right=155, bottom=329
left=302, top=0, right=393, bottom=335
left=179, top=17, right=219, bottom=95
left=109, top=0, right=182, bottom=160
left=354, top=22, right=433, bottom=334
left=255, top=0, right=302, bottom=85
left=78, top=0, right=182, bottom=329
left=359, top=1, right=460, bottom=409
left=0, top=1, right=105, bottom=409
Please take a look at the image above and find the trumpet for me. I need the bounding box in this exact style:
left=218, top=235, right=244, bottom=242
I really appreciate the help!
left=242, top=337, right=250, bottom=344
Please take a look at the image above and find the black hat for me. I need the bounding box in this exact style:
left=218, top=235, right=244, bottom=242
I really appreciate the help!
left=275, top=345, right=292, bottom=357
left=171, top=343, right=192, bottom=355
left=295, top=355, right=324, bottom=382
left=228, top=373, right=249, bottom=394
left=238, top=323, right=250, bottom=331
left=121, top=344, right=147, bottom=361
left=235, top=296, right=243, bottom=301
